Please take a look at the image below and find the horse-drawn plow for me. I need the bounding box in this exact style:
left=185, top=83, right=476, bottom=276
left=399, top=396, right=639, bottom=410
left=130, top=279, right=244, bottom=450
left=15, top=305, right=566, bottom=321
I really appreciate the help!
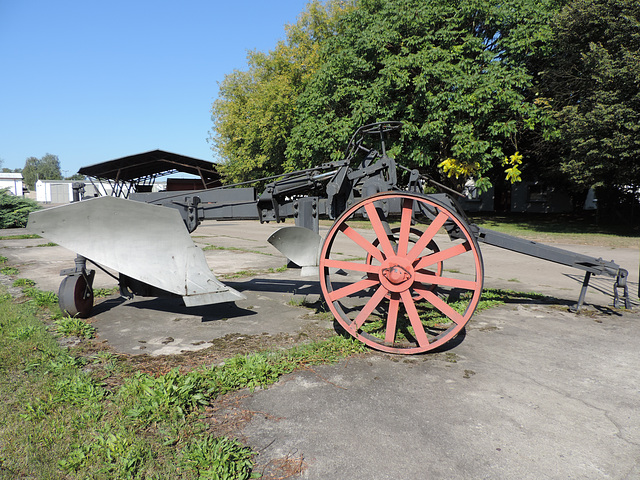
left=28, top=122, right=630, bottom=354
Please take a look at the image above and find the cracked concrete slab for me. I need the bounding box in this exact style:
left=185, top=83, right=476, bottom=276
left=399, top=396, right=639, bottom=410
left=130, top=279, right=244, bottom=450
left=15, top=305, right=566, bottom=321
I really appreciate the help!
left=1, top=218, right=639, bottom=478
left=241, top=303, right=640, bottom=479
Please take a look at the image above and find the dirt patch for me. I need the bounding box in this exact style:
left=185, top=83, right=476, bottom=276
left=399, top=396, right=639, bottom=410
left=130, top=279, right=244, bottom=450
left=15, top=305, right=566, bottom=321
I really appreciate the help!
left=116, top=323, right=336, bottom=376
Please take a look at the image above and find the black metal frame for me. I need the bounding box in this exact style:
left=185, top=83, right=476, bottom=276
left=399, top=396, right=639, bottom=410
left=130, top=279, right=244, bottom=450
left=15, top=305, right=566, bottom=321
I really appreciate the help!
left=121, top=121, right=629, bottom=311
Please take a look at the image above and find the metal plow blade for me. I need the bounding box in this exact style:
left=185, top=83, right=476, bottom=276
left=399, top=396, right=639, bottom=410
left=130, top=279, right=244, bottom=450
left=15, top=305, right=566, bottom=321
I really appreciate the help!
left=28, top=196, right=245, bottom=306
left=268, top=226, right=321, bottom=276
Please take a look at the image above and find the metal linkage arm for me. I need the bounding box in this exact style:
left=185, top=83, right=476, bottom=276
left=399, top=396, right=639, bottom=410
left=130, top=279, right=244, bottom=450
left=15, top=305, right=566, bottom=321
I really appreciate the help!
left=476, top=227, right=630, bottom=310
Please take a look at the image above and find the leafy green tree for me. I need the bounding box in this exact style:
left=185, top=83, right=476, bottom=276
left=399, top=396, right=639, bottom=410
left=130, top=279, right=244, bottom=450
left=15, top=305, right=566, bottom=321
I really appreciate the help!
left=285, top=0, right=561, bottom=189
left=0, top=189, right=40, bottom=228
left=21, top=153, right=63, bottom=188
left=65, top=173, right=85, bottom=181
left=210, top=0, right=355, bottom=184
left=540, top=0, right=640, bottom=198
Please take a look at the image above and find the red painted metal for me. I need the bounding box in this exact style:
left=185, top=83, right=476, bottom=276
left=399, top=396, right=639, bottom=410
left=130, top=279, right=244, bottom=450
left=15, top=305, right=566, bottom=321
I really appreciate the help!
left=319, top=192, right=484, bottom=354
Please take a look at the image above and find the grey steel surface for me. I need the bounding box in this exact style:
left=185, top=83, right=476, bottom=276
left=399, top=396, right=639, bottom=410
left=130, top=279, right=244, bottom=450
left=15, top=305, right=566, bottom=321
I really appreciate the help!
left=27, top=196, right=244, bottom=306
left=477, top=227, right=621, bottom=276
left=267, top=226, right=321, bottom=274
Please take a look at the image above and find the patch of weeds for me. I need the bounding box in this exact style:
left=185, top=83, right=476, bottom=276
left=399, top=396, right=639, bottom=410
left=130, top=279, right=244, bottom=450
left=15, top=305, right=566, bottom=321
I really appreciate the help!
left=119, top=336, right=367, bottom=427
left=54, top=374, right=105, bottom=405
left=508, top=278, right=521, bottom=283
left=10, top=324, right=43, bottom=340
left=288, top=295, right=308, bottom=307
left=1, top=283, right=369, bottom=479
left=219, top=264, right=289, bottom=280
left=180, top=436, right=257, bottom=480
left=89, top=351, right=118, bottom=374
left=35, top=242, right=58, bottom=247
left=22, top=287, right=58, bottom=307
left=60, top=426, right=150, bottom=478
left=120, top=368, right=210, bottom=425
left=444, top=352, right=459, bottom=363
left=0, top=255, right=7, bottom=263
left=54, top=316, right=96, bottom=339
left=13, top=277, right=36, bottom=287
left=0, top=234, right=41, bottom=240
left=0, top=266, right=19, bottom=275
left=203, top=244, right=273, bottom=256
left=220, top=270, right=255, bottom=279
left=361, top=288, right=547, bottom=345
left=93, top=286, right=119, bottom=298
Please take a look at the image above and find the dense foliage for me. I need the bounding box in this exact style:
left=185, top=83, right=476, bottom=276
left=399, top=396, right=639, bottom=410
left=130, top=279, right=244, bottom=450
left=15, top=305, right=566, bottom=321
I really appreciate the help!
left=539, top=0, right=640, bottom=195
left=210, top=0, right=355, bottom=183
left=286, top=0, right=559, bottom=189
left=21, top=153, right=62, bottom=188
left=211, top=0, right=639, bottom=207
left=0, top=189, right=40, bottom=228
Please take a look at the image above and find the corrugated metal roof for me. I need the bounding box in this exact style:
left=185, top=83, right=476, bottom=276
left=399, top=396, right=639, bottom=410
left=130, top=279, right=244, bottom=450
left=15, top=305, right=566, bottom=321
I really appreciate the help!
left=78, top=149, right=221, bottom=186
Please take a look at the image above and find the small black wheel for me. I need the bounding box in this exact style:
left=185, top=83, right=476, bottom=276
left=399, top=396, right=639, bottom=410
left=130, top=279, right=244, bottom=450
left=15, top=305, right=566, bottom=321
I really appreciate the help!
left=58, top=275, right=94, bottom=318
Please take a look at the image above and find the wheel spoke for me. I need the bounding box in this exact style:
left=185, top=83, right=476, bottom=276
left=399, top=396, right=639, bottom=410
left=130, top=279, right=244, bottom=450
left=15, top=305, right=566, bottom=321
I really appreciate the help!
left=320, top=191, right=483, bottom=355
left=414, top=272, right=479, bottom=291
left=327, top=277, right=380, bottom=302
left=413, top=242, right=471, bottom=270
left=412, top=285, right=465, bottom=325
left=323, top=258, right=379, bottom=274
left=406, top=211, right=448, bottom=263
left=364, top=202, right=395, bottom=258
left=339, top=223, right=384, bottom=263
left=385, top=294, right=400, bottom=344
left=398, top=198, right=414, bottom=256
left=400, top=289, right=430, bottom=347
left=350, top=285, right=388, bottom=332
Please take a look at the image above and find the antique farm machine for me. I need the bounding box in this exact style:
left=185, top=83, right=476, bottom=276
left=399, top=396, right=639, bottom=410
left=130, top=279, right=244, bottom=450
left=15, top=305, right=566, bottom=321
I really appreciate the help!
left=28, top=122, right=630, bottom=354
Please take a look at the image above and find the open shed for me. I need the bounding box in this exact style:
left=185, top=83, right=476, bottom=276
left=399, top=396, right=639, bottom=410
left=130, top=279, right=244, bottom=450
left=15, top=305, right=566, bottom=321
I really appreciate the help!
left=78, top=150, right=222, bottom=198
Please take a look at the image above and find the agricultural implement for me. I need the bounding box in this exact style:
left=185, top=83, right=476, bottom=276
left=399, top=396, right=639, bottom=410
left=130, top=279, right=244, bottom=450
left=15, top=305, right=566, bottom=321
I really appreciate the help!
left=28, top=122, right=630, bottom=354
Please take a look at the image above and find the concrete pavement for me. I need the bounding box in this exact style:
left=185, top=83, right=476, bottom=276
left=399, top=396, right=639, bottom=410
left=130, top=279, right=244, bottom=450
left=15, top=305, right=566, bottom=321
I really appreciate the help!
left=2, top=218, right=640, bottom=479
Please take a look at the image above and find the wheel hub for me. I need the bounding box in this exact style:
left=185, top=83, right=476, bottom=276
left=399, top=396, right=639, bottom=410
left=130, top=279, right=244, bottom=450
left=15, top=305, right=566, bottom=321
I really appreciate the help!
left=382, top=265, right=410, bottom=284
left=379, top=257, right=415, bottom=292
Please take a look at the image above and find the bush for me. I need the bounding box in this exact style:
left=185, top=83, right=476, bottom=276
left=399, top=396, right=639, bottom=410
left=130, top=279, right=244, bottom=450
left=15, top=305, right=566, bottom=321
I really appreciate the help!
left=0, top=188, right=41, bottom=228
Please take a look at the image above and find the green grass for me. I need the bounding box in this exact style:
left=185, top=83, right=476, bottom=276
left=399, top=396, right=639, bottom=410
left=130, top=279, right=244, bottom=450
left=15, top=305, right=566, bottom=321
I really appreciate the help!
left=202, top=244, right=273, bottom=256
left=0, top=234, right=41, bottom=240
left=468, top=212, right=639, bottom=248
left=0, top=266, right=19, bottom=276
left=34, top=242, right=58, bottom=247
left=361, top=288, right=546, bottom=343
left=12, top=278, right=36, bottom=287
left=22, top=286, right=59, bottom=307
left=219, top=265, right=288, bottom=279
left=93, top=286, right=120, bottom=298
left=54, top=317, right=97, bottom=339
left=0, top=283, right=367, bottom=479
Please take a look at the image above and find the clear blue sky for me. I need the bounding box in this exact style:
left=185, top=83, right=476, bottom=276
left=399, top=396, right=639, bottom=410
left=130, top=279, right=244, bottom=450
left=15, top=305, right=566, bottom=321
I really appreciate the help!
left=0, top=0, right=310, bottom=176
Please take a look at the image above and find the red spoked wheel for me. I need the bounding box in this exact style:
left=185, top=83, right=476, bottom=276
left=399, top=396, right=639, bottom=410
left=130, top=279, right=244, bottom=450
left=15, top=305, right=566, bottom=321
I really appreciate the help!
left=319, top=192, right=483, bottom=354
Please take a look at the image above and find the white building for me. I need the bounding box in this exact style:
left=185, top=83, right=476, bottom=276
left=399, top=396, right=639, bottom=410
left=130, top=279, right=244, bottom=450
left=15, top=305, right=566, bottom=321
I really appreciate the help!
left=35, top=180, right=80, bottom=203
left=35, top=179, right=114, bottom=203
left=0, top=173, right=24, bottom=196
